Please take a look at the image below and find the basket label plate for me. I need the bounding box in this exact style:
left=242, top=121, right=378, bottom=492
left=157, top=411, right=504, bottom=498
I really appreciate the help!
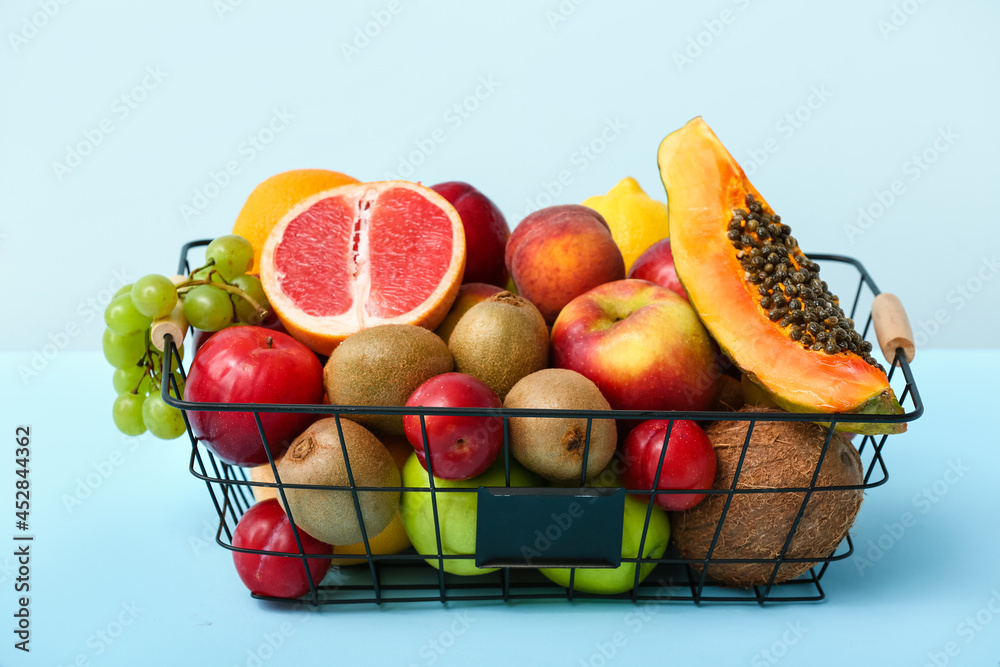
left=474, top=487, right=625, bottom=568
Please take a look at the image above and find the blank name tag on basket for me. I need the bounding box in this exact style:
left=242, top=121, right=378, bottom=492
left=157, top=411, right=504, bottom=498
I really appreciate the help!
left=474, top=487, right=625, bottom=569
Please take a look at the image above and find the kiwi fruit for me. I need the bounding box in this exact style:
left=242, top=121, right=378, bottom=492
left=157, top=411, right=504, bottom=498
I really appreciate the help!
left=670, top=407, right=863, bottom=587
left=448, top=292, right=548, bottom=400
left=274, top=417, right=400, bottom=546
left=250, top=433, right=412, bottom=503
left=503, top=368, right=616, bottom=482
left=249, top=463, right=277, bottom=503
left=324, top=324, right=453, bottom=434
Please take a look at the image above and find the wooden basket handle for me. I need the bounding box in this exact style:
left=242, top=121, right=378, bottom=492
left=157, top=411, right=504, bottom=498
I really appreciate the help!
left=872, top=293, right=915, bottom=364
left=150, top=275, right=189, bottom=353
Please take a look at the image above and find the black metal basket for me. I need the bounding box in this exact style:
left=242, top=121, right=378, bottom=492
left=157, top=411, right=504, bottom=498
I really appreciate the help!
left=163, top=240, right=923, bottom=607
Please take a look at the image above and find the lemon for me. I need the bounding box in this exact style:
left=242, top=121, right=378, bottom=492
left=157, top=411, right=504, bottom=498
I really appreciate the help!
left=582, top=177, right=670, bottom=273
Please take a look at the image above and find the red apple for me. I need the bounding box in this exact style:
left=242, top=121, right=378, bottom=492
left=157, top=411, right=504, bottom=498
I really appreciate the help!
left=621, top=420, right=716, bottom=511
left=431, top=181, right=510, bottom=287
left=232, top=499, right=332, bottom=599
left=191, top=314, right=289, bottom=355
left=185, top=326, right=323, bottom=467
left=627, top=239, right=687, bottom=301
left=402, top=373, right=503, bottom=480
left=551, top=279, right=718, bottom=413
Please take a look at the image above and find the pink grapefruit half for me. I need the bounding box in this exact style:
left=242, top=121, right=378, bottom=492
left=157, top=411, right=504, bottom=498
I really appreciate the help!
left=259, top=181, right=466, bottom=355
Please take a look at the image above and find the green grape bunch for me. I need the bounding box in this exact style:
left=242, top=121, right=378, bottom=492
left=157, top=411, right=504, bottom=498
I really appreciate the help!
left=103, top=234, right=272, bottom=439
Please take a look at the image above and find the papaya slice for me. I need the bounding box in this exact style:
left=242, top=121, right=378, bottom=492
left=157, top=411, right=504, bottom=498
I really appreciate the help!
left=657, top=117, right=904, bottom=435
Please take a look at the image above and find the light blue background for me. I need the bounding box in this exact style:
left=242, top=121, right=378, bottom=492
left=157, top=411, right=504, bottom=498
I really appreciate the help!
left=2, top=0, right=999, bottom=361
left=3, top=350, right=998, bottom=666
left=2, top=1, right=999, bottom=665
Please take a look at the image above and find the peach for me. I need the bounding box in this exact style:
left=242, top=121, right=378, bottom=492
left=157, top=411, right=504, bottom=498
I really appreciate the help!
left=506, top=205, right=625, bottom=324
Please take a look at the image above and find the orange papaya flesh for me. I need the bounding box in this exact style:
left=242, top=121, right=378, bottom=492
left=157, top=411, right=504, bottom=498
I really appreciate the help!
left=658, top=117, right=904, bottom=435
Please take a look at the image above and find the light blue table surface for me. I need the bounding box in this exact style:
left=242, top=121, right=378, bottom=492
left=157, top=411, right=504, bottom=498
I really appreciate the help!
left=0, top=349, right=995, bottom=666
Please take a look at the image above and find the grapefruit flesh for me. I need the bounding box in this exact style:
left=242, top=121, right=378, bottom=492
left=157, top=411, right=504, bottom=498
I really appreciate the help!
left=232, top=169, right=359, bottom=273
left=260, top=181, right=465, bottom=355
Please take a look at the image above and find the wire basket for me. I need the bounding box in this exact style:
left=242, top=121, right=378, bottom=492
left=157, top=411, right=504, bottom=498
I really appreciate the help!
left=164, top=240, right=923, bottom=607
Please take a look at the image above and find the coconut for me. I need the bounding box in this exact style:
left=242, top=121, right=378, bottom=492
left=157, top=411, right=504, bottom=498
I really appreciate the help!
left=670, top=407, right=863, bottom=587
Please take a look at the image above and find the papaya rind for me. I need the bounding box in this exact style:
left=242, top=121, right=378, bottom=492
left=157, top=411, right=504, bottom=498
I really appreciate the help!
left=743, top=370, right=905, bottom=435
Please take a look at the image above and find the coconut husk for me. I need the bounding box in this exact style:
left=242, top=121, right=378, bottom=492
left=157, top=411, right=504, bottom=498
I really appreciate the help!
left=670, top=407, right=863, bottom=587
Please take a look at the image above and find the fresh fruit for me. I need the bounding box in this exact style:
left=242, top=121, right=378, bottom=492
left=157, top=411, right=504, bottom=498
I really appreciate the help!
left=503, top=369, right=616, bottom=482
left=505, top=205, right=625, bottom=324
left=447, top=292, right=549, bottom=400
left=324, top=324, right=453, bottom=435
left=192, top=312, right=287, bottom=354
left=112, top=365, right=151, bottom=395
left=250, top=434, right=413, bottom=567
left=431, top=181, right=510, bottom=287
left=539, top=469, right=670, bottom=595
left=657, top=117, right=904, bottom=434
left=103, top=324, right=186, bottom=439
left=741, top=374, right=778, bottom=408
left=205, top=235, right=254, bottom=282
left=102, top=329, right=146, bottom=369
left=328, top=434, right=412, bottom=565
left=627, top=239, right=686, bottom=302
left=259, top=181, right=466, bottom=355
left=232, top=169, right=359, bottom=273
left=112, top=392, right=146, bottom=436
left=433, top=283, right=504, bottom=345
left=185, top=327, right=323, bottom=467
left=671, top=408, right=863, bottom=587
left=131, top=274, right=178, bottom=319
left=141, top=393, right=186, bottom=440
left=551, top=279, right=718, bottom=413
left=402, top=373, right=503, bottom=481
left=621, top=420, right=716, bottom=511
left=182, top=285, right=234, bottom=332
left=399, top=453, right=542, bottom=576
left=100, top=235, right=276, bottom=439
left=275, top=418, right=399, bottom=546
left=230, top=275, right=272, bottom=325
left=104, top=294, right=153, bottom=336
left=582, top=177, right=670, bottom=273
left=231, top=499, right=333, bottom=599
left=504, top=275, right=518, bottom=295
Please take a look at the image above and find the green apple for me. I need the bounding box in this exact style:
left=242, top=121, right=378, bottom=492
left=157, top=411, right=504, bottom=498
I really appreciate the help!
left=400, top=452, right=542, bottom=576
left=540, top=469, right=670, bottom=595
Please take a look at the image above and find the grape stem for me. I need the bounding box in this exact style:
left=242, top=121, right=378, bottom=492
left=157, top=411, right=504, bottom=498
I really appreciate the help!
left=188, top=257, right=216, bottom=277
left=142, top=346, right=162, bottom=391
left=176, top=279, right=269, bottom=321
left=131, top=364, right=152, bottom=395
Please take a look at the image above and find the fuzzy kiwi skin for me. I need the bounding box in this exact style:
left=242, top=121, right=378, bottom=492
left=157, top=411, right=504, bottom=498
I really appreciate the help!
left=670, top=407, right=863, bottom=587
left=503, top=368, right=616, bottom=482
left=275, top=418, right=400, bottom=546
left=324, top=324, right=453, bottom=435
left=448, top=292, right=549, bottom=401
